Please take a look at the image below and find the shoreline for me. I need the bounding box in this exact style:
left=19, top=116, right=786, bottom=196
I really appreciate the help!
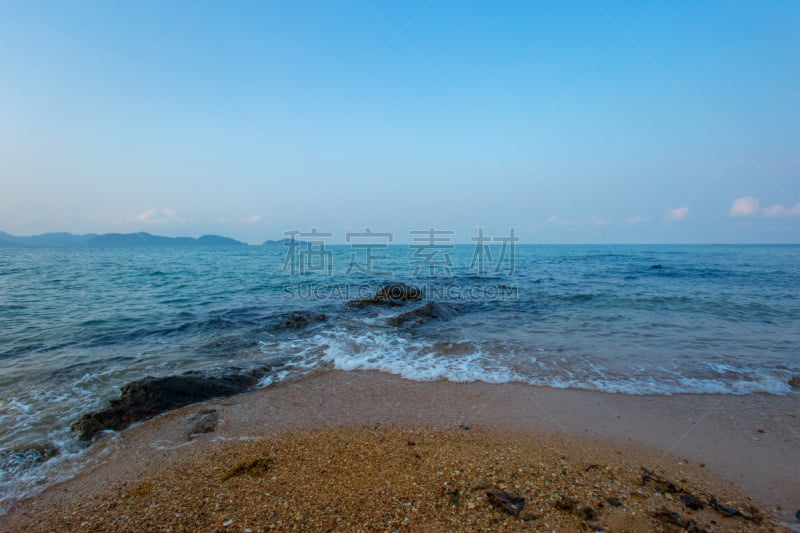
left=2, top=370, right=799, bottom=530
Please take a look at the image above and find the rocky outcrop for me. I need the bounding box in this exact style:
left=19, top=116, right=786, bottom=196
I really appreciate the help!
left=346, top=283, right=424, bottom=309
left=272, top=311, right=326, bottom=331
left=72, top=366, right=269, bottom=441
left=386, top=302, right=457, bottom=328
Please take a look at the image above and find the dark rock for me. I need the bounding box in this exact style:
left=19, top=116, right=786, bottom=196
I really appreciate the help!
left=795, top=509, right=800, bottom=521
left=679, top=493, right=705, bottom=510
left=650, top=264, right=663, bottom=269
left=555, top=497, right=578, bottom=512
left=788, top=376, right=800, bottom=390
left=708, top=498, right=755, bottom=521
left=184, top=409, right=219, bottom=440
left=606, top=496, right=621, bottom=507
left=554, top=496, right=597, bottom=520
left=487, top=491, right=525, bottom=517
left=72, top=366, right=270, bottom=441
left=346, top=282, right=423, bottom=308
left=651, top=508, right=691, bottom=529
left=459, top=424, right=470, bottom=430
left=642, top=467, right=680, bottom=493
left=386, top=302, right=457, bottom=328
left=345, top=298, right=401, bottom=309
left=374, top=282, right=423, bottom=301
left=273, top=311, right=326, bottom=331
left=445, top=488, right=461, bottom=506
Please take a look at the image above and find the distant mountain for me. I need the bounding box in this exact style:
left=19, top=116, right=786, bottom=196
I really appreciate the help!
left=0, top=231, right=24, bottom=247
left=0, top=231, right=248, bottom=248
left=197, top=234, right=247, bottom=246
left=87, top=232, right=196, bottom=247
left=14, top=232, right=98, bottom=247
left=262, top=237, right=308, bottom=246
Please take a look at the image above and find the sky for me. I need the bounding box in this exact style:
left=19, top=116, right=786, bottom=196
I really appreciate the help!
left=0, top=1, right=798, bottom=244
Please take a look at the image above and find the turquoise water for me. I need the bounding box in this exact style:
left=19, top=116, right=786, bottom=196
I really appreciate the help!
left=1, top=244, right=799, bottom=509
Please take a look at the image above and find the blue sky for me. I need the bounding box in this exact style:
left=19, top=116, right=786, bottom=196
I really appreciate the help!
left=1, top=1, right=798, bottom=244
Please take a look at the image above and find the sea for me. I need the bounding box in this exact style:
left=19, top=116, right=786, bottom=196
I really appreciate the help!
left=1, top=243, right=799, bottom=512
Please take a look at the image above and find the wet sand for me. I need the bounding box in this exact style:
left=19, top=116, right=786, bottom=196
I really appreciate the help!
left=2, top=370, right=799, bottom=531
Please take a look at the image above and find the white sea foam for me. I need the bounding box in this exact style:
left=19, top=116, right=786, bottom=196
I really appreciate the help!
left=0, top=427, right=113, bottom=515
left=280, top=328, right=799, bottom=397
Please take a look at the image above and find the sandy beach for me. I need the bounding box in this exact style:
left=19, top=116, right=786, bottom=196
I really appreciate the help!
left=2, top=370, right=798, bottom=531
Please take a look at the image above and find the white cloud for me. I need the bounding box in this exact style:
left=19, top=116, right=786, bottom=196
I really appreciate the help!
left=664, top=207, right=689, bottom=222
left=245, top=215, right=261, bottom=224
left=763, top=202, right=800, bottom=217
left=129, top=208, right=186, bottom=225
left=135, top=208, right=157, bottom=222
left=729, top=196, right=760, bottom=217
left=728, top=196, right=800, bottom=218
left=626, top=215, right=650, bottom=224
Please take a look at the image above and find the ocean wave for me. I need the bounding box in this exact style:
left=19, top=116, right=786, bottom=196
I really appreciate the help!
left=298, top=328, right=800, bottom=396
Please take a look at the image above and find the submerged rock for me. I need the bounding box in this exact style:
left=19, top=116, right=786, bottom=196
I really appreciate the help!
left=0, top=443, right=60, bottom=471
left=273, top=311, right=326, bottom=331
left=184, top=409, right=219, bottom=440
left=788, top=376, right=800, bottom=390
left=72, top=366, right=269, bottom=442
left=197, top=335, right=259, bottom=355
left=386, top=302, right=457, bottom=328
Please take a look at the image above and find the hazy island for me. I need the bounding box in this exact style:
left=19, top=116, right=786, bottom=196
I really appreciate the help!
left=0, top=231, right=305, bottom=248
